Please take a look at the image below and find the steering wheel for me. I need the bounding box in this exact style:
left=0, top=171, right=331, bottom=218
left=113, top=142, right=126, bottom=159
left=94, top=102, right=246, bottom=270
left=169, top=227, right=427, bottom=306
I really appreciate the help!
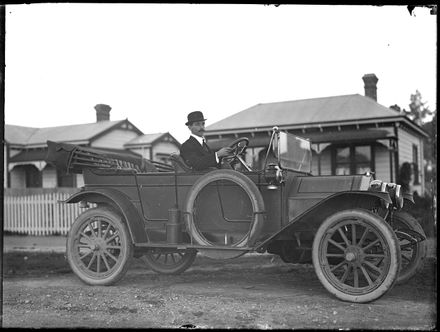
left=222, top=137, right=251, bottom=170
left=228, top=137, right=249, bottom=157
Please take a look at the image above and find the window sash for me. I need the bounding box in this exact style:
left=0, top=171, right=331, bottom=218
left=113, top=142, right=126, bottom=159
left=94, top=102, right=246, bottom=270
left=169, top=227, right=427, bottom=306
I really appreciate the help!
left=333, top=144, right=373, bottom=175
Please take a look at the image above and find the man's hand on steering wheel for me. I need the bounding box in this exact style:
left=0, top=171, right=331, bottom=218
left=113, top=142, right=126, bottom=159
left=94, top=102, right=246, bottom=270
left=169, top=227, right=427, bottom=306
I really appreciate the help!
left=217, top=147, right=234, bottom=158
left=228, top=137, right=249, bottom=158
left=220, top=137, right=250, bottom=168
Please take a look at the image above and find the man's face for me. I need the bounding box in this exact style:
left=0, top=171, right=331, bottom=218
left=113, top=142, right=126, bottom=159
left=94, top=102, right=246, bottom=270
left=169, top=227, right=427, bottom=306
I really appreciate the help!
left=188, top=121, right=205, bottom=137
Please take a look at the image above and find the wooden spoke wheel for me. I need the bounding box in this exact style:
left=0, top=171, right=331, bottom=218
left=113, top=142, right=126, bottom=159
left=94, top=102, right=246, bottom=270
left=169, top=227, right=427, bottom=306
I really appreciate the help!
left=312, top=209, right=400, bottom=303
left=391, top=211, right=427, bottom=284
left=141, top=249, right=197, bottom=274
left=66, top=207, right=133, bottom=286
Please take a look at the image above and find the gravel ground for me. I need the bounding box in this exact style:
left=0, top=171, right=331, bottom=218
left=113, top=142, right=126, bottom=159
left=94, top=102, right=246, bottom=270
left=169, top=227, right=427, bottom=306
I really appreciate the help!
left=2, top=251, right=437, bottom=329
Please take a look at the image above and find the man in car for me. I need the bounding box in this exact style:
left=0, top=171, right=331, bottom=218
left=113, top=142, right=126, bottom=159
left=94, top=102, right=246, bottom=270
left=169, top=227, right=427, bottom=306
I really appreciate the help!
left=180, top=111, right=233, bottom=171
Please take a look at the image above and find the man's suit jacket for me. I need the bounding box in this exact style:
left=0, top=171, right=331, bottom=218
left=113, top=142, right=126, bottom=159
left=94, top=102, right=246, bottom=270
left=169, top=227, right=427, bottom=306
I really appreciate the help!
left=180, top=136, right=218, bottom=171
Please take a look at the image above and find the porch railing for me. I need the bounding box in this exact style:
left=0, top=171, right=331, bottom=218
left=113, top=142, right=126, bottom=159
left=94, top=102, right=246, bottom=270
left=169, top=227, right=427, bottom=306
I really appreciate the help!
left=3, top=188, right=91, bottom=236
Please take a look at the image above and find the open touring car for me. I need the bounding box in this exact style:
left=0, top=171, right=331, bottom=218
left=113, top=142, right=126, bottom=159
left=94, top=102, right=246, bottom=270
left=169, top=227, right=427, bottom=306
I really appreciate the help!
left=46, top=127, right=426, bottom=303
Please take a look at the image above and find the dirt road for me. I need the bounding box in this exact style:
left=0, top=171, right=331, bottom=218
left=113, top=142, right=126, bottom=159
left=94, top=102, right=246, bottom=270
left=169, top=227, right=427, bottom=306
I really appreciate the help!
left=2, top=253, right=437, bottom=329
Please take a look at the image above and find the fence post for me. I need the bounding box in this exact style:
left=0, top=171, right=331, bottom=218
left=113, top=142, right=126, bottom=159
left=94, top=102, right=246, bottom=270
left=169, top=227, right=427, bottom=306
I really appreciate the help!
left=67, top=194, right=72, bottom=234
left=32, top=195, right=38, bottom=236
left=4, top=195, right=10, bottom=232
left=30, top=195, right=35, bottom=236
left=15, top=196, right=19, bottom=234
left=37, top=194, right=43, bottom=236
left=23, top=195, right=27, bottom=235
left=24, top=195, right=28, bottom=235
left=53, top=192, right=58, bottom=235
left=30, top=194, right=35, bottom=235
left=60, top=192, right=65, bottom=235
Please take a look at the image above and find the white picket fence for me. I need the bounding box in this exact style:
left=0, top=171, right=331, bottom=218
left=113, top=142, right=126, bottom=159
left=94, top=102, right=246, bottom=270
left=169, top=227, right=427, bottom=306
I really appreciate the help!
left=3, top=188, right=89, bottom=236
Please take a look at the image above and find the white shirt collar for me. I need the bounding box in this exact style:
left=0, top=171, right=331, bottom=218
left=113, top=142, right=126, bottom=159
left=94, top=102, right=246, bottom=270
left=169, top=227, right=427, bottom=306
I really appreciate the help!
left=190, top=134, right=205, bottom=146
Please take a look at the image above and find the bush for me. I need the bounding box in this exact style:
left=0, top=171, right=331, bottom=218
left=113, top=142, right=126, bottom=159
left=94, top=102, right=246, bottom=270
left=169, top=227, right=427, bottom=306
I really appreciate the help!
left=404, top=192, right=437, bottom=238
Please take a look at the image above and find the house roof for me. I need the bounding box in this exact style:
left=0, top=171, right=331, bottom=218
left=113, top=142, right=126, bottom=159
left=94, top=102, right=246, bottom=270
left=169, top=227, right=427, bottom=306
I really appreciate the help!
left=4, top=125, right=39, bottom=145
left=5, top=120, right=135, bottom=147
left=124, top=132, right=181, bottom=147
left=124, top=133, right=166, bottom=146
left=205, top=94, right=420, bottom=134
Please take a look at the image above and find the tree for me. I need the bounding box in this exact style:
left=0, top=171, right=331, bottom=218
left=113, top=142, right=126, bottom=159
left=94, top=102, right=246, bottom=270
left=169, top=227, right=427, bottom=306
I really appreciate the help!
left=390, top=90, right=437, bottom=198
left=405, top=90, right=435, bottom=125
left=389, top=90, right=435, bottom=125
left=422, top=111, right=437, bottom=191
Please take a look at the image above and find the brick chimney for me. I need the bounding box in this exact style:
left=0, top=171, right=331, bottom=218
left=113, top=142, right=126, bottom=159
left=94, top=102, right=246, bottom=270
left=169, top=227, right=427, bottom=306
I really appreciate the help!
left=362, top=74, right=378, bottom=101
left=94, top=104, right=111, bottom=122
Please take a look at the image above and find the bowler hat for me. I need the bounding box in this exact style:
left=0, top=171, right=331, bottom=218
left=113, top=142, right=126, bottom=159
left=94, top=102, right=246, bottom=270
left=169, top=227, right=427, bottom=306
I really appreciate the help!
left=186, top=111, right=207, bottom=125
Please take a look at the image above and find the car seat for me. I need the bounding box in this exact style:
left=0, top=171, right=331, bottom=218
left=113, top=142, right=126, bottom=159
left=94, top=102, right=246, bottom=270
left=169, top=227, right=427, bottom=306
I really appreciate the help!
left=169, top=153, right=193, bottom=173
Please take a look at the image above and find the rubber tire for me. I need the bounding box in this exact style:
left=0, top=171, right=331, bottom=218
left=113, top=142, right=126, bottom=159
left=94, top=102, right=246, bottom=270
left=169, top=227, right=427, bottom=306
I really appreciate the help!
left=312, top=209, right=400, bottom=303
left=392, top=211, right=427, bottom=284
left=140, top=249, right=197, bottom=274
left=66, top=207, right=133, bottom=286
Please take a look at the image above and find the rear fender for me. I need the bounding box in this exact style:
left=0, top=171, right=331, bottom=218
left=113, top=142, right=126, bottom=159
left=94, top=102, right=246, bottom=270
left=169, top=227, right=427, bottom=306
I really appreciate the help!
left=64, top=188, right=148, bottom=244
left=256, top=191, right=391, bottom=250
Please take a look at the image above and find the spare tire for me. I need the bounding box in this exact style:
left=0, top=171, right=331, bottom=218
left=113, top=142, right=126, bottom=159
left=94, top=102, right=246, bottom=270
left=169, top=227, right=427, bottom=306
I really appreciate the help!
left=183, top=169, right=266, bottom=251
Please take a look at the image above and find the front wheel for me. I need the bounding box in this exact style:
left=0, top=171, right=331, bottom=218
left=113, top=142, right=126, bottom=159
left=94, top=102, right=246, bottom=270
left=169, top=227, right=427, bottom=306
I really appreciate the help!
left=312, top=209, right=400, bottom=303
left=140, top=249, right=197, bottom=274
left=66, top=207, right=133, bottom=286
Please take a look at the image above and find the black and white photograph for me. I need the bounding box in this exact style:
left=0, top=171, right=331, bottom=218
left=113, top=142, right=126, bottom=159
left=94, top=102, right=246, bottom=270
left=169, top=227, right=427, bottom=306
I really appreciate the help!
left=2, top=3, right=437, bottom=329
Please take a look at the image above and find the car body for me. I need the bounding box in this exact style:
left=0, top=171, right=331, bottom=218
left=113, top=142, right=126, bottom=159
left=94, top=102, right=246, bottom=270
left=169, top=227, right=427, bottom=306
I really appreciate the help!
left=46, top=127, right=426, bottom=303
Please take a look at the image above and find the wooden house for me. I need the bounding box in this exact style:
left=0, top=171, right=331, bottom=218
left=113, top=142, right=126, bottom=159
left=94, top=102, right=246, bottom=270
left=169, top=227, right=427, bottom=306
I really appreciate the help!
left=4, top=104, right=180, bottom=188
left=204, top=74, right=428, bottom=194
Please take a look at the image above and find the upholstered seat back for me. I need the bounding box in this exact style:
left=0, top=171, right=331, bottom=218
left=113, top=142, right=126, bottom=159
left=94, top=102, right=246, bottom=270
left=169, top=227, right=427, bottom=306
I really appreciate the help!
left=169, top=153, right=193, bottom=173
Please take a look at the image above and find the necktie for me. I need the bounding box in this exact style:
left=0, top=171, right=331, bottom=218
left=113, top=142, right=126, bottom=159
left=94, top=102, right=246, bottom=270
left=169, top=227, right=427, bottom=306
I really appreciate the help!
left=202, top=138, right=210, bottom=152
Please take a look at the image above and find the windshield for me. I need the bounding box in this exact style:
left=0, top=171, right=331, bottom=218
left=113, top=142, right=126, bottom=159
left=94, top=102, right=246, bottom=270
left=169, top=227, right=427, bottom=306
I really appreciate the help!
left=273, top=131, right=312, bottom=173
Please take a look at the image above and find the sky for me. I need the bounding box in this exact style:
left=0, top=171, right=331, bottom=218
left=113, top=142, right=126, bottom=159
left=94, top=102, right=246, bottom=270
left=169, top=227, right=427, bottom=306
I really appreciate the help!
left=4, top=4, right=437, bottom=143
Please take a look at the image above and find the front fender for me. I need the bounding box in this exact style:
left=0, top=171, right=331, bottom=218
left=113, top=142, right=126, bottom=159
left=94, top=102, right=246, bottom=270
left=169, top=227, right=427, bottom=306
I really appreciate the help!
left=403, top=192, right=415, bottom=204
left=64, top=188, right=148, bottom=244
left=256, top=191, right=391, bottom=250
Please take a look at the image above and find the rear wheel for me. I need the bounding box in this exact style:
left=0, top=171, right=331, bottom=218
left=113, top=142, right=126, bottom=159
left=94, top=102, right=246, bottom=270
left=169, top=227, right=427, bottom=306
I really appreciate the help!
left=312, top=209, right=400, bottom=303
left=66, top=207, right=133, bottom=286
left=140, top=249, right=197, bottom=274
left=392, top=211, right=427, bottom=284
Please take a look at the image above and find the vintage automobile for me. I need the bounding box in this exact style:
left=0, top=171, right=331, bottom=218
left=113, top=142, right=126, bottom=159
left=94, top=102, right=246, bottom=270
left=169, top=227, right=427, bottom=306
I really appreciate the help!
left=46, top=127, right=426, bottom=303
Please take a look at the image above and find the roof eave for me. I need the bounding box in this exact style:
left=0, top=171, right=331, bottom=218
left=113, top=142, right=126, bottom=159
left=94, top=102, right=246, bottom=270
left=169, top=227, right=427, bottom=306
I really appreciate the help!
left=5, top=143, right=27, bottom=149
left=24, top=140, right=91, bottom=149
left=205, top=116, right=429, bottom=138
left=124, top=143, right=153, bottom=148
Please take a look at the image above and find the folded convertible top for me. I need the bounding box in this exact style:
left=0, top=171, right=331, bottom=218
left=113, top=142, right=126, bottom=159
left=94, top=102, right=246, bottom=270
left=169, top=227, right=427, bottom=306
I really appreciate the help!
left=45, top=140, right=170, bottom=173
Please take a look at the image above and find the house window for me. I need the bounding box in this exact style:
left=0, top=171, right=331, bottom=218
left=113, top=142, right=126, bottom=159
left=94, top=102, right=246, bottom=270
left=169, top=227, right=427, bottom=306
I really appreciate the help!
left=333, top=145, right=373, bottom=175
left=335, top=147, right=351, bottom=175
left=412, top=144, right=420, bottom=185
